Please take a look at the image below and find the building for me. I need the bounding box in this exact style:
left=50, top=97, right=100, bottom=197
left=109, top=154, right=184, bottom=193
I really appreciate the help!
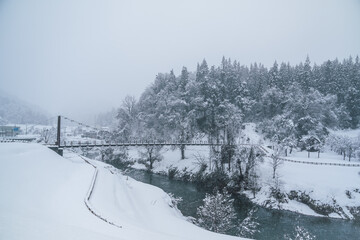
left=0, top=126, right=20, bottom=137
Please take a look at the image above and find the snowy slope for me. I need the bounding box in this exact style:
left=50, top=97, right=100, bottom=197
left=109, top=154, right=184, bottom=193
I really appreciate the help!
left=0, top=143, right=244, bottom=240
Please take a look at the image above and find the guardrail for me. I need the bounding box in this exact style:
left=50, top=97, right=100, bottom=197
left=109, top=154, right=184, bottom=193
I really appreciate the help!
left=258, top=145, right=360, bottom=167
left=80, top=156, right=122, bottom=229
left=275, top=156, right=360, bottom=167
left=0, top=139, right=31, bottom=143
left=53, top=141, right=258, bottom=148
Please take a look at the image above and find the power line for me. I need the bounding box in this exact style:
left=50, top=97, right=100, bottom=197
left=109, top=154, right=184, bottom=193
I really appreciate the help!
left=61, top=115, right=112, bottom=134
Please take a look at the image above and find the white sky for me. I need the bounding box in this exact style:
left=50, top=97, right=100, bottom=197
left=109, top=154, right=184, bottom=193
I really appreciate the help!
left=0, top=0, right=359, bottom=122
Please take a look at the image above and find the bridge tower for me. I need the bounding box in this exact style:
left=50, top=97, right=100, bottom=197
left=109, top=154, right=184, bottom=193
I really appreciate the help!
left=57, top=115, right=61, bottom=148
left=49, top=115, right=63, bottom=156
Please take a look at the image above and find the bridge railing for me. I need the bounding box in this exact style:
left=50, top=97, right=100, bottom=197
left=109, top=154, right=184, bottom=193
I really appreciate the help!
left=54, top=140, right=261, bottom=148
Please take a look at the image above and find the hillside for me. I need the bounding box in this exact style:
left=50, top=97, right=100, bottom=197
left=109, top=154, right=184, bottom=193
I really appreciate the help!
left=0, top=143, right=244, bottom=240
left=0, top=90, right=49, bottom=124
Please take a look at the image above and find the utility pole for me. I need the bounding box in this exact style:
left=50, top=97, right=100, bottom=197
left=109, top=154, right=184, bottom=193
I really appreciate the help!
left=57, top=115, right=61, bottom=148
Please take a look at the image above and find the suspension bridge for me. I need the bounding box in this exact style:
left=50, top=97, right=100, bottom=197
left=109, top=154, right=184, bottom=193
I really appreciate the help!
left=2, top=115, right=360, bottom=167
left=48, top=115, right=250, bottom=156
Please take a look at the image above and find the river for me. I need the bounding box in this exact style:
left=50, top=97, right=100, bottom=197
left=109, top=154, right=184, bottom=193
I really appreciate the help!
left=116, top=167, right=360, bottom=240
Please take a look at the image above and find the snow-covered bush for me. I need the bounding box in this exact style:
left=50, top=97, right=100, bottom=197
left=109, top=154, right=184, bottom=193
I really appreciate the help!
left=198, top=169, right=230, bottom=191
left=167, top=167, right=179, bottom=180
left=167, top=193, right=183, bottom=211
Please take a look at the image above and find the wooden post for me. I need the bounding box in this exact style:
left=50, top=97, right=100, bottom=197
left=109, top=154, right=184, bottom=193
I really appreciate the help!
left=57, top=115, right=61, bottom=148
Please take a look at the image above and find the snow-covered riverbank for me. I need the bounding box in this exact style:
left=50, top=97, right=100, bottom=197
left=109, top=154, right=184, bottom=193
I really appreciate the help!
left=127, top=145, right=360, bottom=220
left=124, top=124, right=360, bottom=220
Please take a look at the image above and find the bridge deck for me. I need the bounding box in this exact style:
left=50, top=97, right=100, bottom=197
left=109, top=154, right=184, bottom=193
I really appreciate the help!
left=51, top=142, right=256, bottom=148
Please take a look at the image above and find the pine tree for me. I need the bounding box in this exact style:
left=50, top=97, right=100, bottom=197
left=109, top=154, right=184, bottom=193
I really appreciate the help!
left=298, top=56, right=312, bottom=91
left=345, top=87, right=360, bottom=128
left=197, top=190, right=237, bottom=234
left=284, top=226, right=316, bottom=240
left=268, top=61, right=279, bottom=88
left=238, top=208, right=259, bottom=238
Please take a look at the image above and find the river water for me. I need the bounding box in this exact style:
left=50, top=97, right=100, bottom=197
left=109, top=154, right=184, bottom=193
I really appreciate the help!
left=116, top=167, right=359, bottom=239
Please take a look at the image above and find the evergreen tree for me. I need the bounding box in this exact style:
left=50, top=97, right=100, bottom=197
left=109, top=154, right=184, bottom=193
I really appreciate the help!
left=284, top=226, right=316, bottom=240
left=238, top=208, right=259, bottom=238
left=197, top=190, right=237, bottom=234
left=298, top=56, right=312, bottom=91
left=268, top=61, right=279, bottom=88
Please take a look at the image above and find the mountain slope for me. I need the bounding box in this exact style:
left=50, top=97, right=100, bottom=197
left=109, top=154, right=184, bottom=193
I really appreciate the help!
left=0, top=90, right=49, bottom=124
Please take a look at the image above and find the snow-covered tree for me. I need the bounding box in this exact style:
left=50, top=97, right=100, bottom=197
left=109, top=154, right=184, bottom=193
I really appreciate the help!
left=238, top=208, right=259, bottom=238
left=116, top=95, right=138, bottom=141
left=327, top=134, right=359, bottom=161
left=197, top=190, right=237, bottom=234
left=271, top=153, right=283, bottom=179
left=284, top=226, right=316, bottom=240
left=40, top=127, right=56, bottom=144
left=247, top=167, right=261, bottom=198
left=137, top=129, right=163, bottom=170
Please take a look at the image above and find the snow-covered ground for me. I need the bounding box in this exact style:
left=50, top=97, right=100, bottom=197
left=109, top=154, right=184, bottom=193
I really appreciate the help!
left=129, top=145, right=210, bottom=173
left=0, top=142, right=244, bottom=240
left=250, top=153, right=360, bottom=219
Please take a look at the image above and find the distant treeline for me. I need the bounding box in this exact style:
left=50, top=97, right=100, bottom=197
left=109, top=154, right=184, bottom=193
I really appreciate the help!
left=116, top=56, right=360, bottom=149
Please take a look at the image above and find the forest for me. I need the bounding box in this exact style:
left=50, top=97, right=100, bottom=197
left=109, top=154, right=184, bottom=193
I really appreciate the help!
left=115, top=56, right=360, bottom=155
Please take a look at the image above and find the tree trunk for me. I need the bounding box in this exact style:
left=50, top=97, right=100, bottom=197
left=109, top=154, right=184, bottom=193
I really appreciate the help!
left=318, top=151, right=320, bottom=158
left=285, top=148, right=287, bottom=157
left=308, top=151, right=310, bottom=158
left=273, top=167, right=276, bottom=179
left=228, top=155, right=231, bottom=172
left=239, top=159, right=243, bottom=179
left=149, top=151, right=153, bottom=169
left=180, top=144, right=185, bottom=160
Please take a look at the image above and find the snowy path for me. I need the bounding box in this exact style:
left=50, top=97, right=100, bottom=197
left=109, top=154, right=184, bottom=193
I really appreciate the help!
left=76, top=154, right=123, bottom=228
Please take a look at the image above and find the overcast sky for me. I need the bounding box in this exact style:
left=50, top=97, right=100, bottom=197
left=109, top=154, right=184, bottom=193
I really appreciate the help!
left=0, top=0, right=359, bottom=122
